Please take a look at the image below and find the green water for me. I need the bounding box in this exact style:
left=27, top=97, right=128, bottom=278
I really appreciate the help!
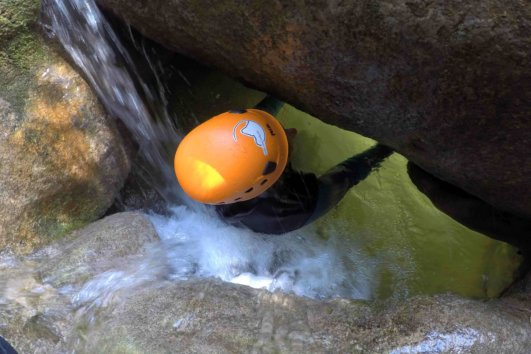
left=169, top=60, right=521, bottom=300
left=277, top=106, right=521, bottom=299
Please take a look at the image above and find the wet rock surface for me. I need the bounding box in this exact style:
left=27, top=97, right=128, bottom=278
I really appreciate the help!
left=0, top=0, right=133, bottom=253
left=61, top=280, right=531, bottom=353
left=38, top=211, right=160, bottom=287
left=97, top=0, right=531, bottom=220
left=0, top=212, right=161, bottom=354
left=0, top=212, right=529, bottom=354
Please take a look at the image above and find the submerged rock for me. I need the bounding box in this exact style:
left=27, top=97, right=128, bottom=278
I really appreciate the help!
left=97, top=0, right=531, bottom=220
left=0, top=0, right=132, bottom=253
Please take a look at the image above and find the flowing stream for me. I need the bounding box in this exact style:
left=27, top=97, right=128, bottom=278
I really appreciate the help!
left=0, top=0, right=523, bottom=350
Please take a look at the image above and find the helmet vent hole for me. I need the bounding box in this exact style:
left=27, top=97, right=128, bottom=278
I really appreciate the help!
left=262, top=161, right=277, bottom=175
left=260, top=179, right=268, bottom=185
left=235, top=197, right=242, bottom=202
left=245, top=187, right=254, bottom=193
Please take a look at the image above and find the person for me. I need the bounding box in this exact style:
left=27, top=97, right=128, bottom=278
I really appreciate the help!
left=174, top=95, right=393, bottom=234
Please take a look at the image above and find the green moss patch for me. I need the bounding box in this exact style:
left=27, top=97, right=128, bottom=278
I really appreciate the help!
left=0, top=0, right=50, bottom=112
left=0, top=0, right=40, bottom=45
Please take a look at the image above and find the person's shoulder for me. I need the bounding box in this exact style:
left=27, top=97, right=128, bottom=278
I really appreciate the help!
left=274, top=164, right=318, bottom=194
left=279, top=163, right=315, bottom=180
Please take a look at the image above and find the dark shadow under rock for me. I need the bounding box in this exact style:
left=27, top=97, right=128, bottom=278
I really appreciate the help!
left=407, top=162, right=531, bottom=254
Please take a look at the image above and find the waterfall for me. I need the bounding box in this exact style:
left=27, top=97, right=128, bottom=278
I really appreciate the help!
left=43, top=0, right=185, bottom=205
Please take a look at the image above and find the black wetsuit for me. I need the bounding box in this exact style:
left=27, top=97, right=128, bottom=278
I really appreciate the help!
left=217, top=164, right=319, bottom=234
left=215, top=96, right=393, bottom=234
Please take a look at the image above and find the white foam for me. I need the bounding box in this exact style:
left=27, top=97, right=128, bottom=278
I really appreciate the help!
left=148, top=205, right=375, bottom=299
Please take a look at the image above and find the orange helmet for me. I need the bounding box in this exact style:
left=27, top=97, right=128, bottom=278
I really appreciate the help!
left=174, top=109, right=289, bottom=204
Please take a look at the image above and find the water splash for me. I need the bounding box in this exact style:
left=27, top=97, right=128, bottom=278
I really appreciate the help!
left=149, top=206, right=376, bottom=299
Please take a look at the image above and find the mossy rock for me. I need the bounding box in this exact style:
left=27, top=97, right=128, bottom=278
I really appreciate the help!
left=0, top=0, right=133, bottom=253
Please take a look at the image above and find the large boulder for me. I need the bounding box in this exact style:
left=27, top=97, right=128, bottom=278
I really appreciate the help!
left=96, top=0, right=531, bottom=219
left=80, top=280, right=531, bottom=354
left=0, top=0, right=132, bottom=253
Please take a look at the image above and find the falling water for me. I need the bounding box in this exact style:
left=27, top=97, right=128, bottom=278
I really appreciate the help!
left=43, top=0, right=184, bottom=204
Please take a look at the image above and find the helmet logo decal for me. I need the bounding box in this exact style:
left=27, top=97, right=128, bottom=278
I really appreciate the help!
left=233, top=120, right=268, bottom=156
